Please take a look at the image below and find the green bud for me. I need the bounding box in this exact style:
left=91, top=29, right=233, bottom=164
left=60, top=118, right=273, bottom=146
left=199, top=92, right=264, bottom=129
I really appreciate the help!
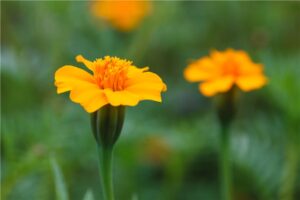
left=91, top=105, right=125, bottom=148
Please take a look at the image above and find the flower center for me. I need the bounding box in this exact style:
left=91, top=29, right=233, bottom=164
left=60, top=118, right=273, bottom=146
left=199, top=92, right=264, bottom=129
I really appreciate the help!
left=223, top=60, right=240, bottom=77
left=93, top=56, right=131, bottom=91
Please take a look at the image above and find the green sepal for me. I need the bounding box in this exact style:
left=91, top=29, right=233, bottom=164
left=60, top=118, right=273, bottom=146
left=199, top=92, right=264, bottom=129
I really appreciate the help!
left=91, top=105, right=125, bottom=148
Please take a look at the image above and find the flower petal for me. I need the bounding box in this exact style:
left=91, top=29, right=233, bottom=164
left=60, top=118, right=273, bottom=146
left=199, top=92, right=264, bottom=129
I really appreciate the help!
left=103, top=89, right=140, bottom=106
left=125, top=83, right=163, bottom=102
left=239, top=63, right=264, bottom=76
left=70, top=85, right=108, bottom=113
left=126, top=71, right=165, bottom=86
left=199, top=76, right=234, bottom=97
left=127, top=66, right=149, bottom=78
left=184, top=57, right=220, bottom=82
left=236, top=74, right=267, bottom=91
left=54, top=65, right=95, bottom=94
left=76, top=55, right=95, bottom=72
left=234, top=50, right=252, bottom=63
left=125, top=71, right=166, bottom=102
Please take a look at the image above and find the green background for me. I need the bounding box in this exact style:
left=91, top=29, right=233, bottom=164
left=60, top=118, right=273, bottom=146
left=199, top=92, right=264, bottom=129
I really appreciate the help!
left=2, top=1, right=300, bottom=200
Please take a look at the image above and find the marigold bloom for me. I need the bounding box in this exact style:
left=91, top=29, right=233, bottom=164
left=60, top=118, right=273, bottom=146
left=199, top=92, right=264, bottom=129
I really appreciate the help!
left=55, top=55, right=166, bottom=112
left=184, top=49, right=267, bottom=96
left=90, top=0, right=151, bottom=32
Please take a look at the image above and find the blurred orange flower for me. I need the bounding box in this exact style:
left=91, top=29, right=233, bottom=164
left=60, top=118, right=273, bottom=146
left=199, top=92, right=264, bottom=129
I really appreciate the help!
left=141, top=136, right=170, bottom=165
left=184, top=49, right=267, bottom=96
left=90, top=0, right=151, bottom=32
left=55, top=55, right=166, bottom=112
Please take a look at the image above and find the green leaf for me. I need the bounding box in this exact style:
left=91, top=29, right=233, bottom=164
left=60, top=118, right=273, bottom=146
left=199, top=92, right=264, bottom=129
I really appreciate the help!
left=51, top=157, right=69, bottom=200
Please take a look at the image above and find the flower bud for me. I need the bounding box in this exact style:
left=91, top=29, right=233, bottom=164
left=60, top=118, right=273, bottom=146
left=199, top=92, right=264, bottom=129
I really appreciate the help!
left=91, top=105, right=125, bottom=148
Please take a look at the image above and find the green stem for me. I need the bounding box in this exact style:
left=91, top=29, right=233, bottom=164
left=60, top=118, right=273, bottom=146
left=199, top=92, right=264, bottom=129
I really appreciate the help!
left=220, top=125, right=232, bottom=200
left=280, top=139, right=299, bottom=200
left=97, top=146, right=115, bottom=200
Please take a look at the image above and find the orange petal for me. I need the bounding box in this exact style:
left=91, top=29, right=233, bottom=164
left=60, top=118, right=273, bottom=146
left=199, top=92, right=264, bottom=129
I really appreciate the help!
left=199, top=76, right=234, bottom=97
left=239, top=63, right=264, bottom=76
left=126, top=83, right=163, bottom=102
left=210, top=50, right=228, bottom=65
left=55, top=81, right=72, bottom=94
left=70, top=85, right=103, bottom=103
left=80, top=93, right=108, bottom=113
left=125, top=71, right=166, bottom=102
left=234, top=50, right=252, bottom=63
left=184, top=57, right=220, bottom=82
left=127, top=66, right=149, bottom=78
left=236, top=74, right=267, bottom=91
left=76, top=55, right=95, bottom=72
left=126, top=71, right=165, bottom=86
left=103, top=89, right=140, bottom=106
left=54, top=65, right=95, bottom=94
left=70, top=85, right=108, bottom=113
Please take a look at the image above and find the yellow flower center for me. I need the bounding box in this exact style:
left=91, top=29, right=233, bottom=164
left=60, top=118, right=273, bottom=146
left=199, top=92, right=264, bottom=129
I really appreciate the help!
left=93, top=56, right=131, bottom=91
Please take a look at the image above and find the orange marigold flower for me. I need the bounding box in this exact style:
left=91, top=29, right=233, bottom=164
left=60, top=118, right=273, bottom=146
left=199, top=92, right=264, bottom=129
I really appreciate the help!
left=90, top=0, right=151, bottom=32
left=55, top=55, right=167, bottom=113
left=184, top=49, right=267, bottom=97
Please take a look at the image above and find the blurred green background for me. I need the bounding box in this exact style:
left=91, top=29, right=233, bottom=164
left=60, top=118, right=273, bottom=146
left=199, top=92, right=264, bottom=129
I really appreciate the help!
left=1, top=1, right=300, bottom=200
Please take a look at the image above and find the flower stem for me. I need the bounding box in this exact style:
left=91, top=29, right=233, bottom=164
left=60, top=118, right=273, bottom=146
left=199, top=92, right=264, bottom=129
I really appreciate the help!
left=280, top=136, right=299, bottom=200
left=97, top=145, right=115, bottom=200
left=220, top=125, right=232, bottom=200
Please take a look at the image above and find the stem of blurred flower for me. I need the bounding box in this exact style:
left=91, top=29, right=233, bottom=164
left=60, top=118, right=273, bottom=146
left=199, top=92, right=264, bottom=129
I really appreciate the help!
left=97, top=146, right=115, bottom=200
left=280, top=123, right=299, bottom=200
left=126, top=3, right=165, bottom=62
left=217, top=88, right=236, bottom=200
left=220, top=125, right=232, bottom=200
left=126, top=22, right=153, bottom=62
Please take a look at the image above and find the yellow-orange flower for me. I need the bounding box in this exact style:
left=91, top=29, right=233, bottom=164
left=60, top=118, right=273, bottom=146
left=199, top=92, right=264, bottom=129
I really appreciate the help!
left=90, top=0, right=151, bottom=32
left=55, top=55, right=166, bottom=113
left=184, top=49, right=267, bottom=96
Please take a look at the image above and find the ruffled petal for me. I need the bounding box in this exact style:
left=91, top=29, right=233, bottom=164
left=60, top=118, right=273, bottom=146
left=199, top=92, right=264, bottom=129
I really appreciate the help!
left=234, top=50, right=252, bottom=63
left=125, top=71, right=166, bottom=102
left=76, top=55, right=95, bottom=72
left=239, top=63, right=264, bottom=76
left=184, top=57, right=220, bottom=82
left=125, top=83, right=163, bottom=102
left=103, top=89, right=140, bottom=106
left=210, top=50, right=228, bottom=65
left=236, top=74, right=267, bottom=91
left=126, top=66, right=149, bottom=78
left=126, top=71, right=165, bottom=86
left=70, top=85, right=108, bottom=113
left=199, top=76, right=234, bottom=97
left=54, top=65, right=96, bottom=94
